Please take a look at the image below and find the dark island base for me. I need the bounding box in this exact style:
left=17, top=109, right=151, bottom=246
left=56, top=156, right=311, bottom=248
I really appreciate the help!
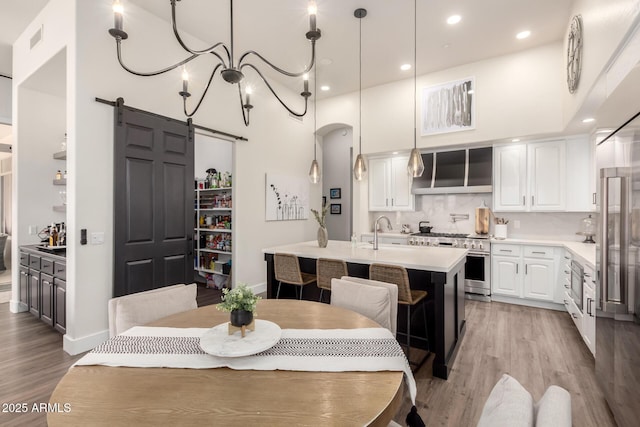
left=264, top=254, right=465, bottom=379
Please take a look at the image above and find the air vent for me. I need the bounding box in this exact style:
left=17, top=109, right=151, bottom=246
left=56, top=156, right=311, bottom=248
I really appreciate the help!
left=288, top=113, right=303, bottom=123
left=30, top=26, right=43, bottom=50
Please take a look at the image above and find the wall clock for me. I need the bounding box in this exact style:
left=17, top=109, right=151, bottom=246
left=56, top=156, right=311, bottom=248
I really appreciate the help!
left=566, top=15, right=583, bottom=94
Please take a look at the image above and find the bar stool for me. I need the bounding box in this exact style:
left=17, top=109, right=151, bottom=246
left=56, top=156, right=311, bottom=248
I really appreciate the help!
left=369, top=263, right=430, bottom=369
left=274, top=253, right=316, bottom=300
left=316, top=258, right=348, bottom=303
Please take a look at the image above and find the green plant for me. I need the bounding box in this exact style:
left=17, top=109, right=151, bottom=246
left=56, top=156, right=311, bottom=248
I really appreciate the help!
left=216, top=284, right=261, bottom=313
left=311, top=203, right=329, bottom=228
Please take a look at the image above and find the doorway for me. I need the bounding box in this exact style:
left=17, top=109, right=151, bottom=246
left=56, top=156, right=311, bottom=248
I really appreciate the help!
left=321, top=126, right=353, bottom=241
left=0, top=124, right=12, bottom=304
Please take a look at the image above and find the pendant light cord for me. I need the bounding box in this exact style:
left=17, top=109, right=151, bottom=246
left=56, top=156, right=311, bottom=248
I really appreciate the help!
left=413, top=0, right=417, bottom=149
left=314, top=56, right=317, bottom=160
left=359, top=14, right=363, bottom=154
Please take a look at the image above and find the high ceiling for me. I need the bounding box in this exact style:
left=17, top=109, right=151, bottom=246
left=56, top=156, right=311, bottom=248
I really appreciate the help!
left=126, top=0, right=574, bottom=98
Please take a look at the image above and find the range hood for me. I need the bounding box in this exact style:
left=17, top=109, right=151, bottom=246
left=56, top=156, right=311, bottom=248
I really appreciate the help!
left=411, top=147, right=492, bottom=194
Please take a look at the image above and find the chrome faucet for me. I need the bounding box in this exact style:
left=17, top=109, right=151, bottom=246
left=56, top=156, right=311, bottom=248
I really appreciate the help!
left=374, top=215, right=392, bottom=250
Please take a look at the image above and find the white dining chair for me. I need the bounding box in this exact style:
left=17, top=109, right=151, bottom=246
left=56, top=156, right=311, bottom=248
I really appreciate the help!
left=330, top=277, right=398, bottom=335
left=108, top=283, right=198, bottom=337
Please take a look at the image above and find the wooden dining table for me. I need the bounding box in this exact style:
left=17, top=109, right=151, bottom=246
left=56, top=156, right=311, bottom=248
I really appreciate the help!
left=48, top=299, right=404, bottom=426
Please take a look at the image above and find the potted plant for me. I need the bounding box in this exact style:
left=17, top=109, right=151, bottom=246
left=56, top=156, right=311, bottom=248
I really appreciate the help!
left=216, top=284, right=261, bottom=327
left=311, top=203, right=330, bottom=248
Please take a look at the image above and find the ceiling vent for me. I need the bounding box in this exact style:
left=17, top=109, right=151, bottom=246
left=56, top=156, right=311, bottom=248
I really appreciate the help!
left=30, top=26, right=43, bottom=50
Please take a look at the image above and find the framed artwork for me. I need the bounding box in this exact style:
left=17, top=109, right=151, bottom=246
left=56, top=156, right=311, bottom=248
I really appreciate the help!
left=421, top=76, right=475, bottom=135
left=322, top=196, right=327, bottom=206
left=330, top=188, right=341, bottom=199
left=265, top=174, right=310, bottom=221
left=330, top=203, right=341, bottom=214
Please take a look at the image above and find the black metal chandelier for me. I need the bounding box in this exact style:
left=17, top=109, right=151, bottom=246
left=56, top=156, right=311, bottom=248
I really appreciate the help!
left=108, top=0, right=321, bottom=126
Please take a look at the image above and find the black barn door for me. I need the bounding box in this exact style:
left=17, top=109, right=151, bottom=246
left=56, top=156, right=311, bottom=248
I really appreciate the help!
left=113, top=104, right=194, bottom=297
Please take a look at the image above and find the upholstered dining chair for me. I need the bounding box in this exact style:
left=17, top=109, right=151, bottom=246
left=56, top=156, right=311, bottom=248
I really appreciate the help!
left=369, top=263, right=429, bottom=368
left=316, top=258, right=348, bottom=302
left=108, top=283, right=198, bottom=337
left=330, top=278, right=397, bottom=334
left=274, top=253, right=316, bottom=299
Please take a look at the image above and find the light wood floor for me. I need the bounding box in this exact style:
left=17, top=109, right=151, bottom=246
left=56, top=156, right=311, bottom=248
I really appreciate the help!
left=394, top=300, right=616, bottom=426
left=0, top=299, right=616, bottom=426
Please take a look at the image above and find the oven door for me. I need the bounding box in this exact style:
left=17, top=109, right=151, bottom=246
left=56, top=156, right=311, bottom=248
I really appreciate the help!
left=465, top=252, right=490, bottom=296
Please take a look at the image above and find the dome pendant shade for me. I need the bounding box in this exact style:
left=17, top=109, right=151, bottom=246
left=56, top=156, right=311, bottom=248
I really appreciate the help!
left=309, top=159, right=321, bottom=184
left=407, top=147, right=424, bottom=177
left=353, top=153, right=367, bottom=181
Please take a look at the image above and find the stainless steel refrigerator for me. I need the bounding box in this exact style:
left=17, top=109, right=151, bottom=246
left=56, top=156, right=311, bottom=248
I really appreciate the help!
left=596, top=111, right=640, bottom=427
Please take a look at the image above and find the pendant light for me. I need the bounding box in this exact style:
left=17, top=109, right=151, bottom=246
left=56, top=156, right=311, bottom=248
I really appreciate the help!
left=407, top=0, right=425, bottom=178
left=308, top=65, right=321, bottom=184
left=353, top=8, right=367, bottom=181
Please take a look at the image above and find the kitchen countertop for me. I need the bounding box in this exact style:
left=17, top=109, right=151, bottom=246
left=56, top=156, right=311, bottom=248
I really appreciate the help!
left=20, top=244, right=67, bottom=261
left=360, top=232, right=411, bottom=239
left=263, top=240, right=467, bottom=273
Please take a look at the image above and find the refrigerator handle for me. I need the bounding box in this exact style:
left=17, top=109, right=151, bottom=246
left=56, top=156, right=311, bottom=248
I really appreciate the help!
left=600, top=168, right=630, bottom=314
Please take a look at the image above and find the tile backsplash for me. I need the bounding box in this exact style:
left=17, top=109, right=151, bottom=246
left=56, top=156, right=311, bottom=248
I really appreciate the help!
left=369, top=194, right=591, bottom=241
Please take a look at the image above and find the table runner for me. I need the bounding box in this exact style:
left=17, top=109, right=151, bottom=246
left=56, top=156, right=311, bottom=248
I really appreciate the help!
left=75, top=326, right=417, bottom=405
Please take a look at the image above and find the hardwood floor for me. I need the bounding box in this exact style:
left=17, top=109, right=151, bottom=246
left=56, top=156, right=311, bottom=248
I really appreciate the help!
left=394, top=300, right=616, bottom=426
left=0, top=297, right=615, bottom=426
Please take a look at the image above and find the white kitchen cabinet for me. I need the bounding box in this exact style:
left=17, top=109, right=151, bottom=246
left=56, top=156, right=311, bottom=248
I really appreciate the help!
left=493, top=144, right=527, bottom=211
left=368, top=155, right=414, bottom=211
left=555, top=250, right=572, bottom=304
left=492, top=255, right=521, bottom=297
left=564, top=290, right=583, bottom=335
left=565, top=136, right=596, bottom=211
left=528, top=141, right=566, bottom=211
left=493, top=141, right=566, bottom=212
left=492, top=243, right=559, bottom=305
left=583, top=265, right=596, bottom=356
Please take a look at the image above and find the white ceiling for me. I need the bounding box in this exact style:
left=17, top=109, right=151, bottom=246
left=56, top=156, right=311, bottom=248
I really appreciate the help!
left=127, top=0, right=574, bottom=98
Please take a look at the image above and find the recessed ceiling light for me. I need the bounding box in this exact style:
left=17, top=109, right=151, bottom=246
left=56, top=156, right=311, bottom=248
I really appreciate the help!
left=400, top=63, right=411, bottom=71
left=512, top=138, right=520, bottom=142
left=320, top=85, right=330, bottom=91
left=392, top=151, right=399, bottom=155
left=582, top=118, right=595, bottom=123
left=447, top=15, right=462, bottom=25
left=442, top=43, right=451, bottom=49
left=516, top=30, right=531, bottom=40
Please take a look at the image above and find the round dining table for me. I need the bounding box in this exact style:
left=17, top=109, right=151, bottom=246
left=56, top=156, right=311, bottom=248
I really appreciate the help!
left=48, top=299, right=404, bottom=426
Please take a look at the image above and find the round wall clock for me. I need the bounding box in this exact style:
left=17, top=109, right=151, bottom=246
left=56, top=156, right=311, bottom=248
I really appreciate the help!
left=566, top=15, right=583, bottom=94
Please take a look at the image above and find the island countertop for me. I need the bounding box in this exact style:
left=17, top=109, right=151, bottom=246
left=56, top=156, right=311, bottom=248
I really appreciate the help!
left=262, top=240, right=467, bottom=273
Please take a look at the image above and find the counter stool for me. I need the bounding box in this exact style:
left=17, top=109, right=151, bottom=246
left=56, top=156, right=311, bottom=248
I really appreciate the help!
left=274, top=253, right=316, bottom=300
left=316, top=258, right=348, bottom=303
left=369, top=263, right=430, bottom=369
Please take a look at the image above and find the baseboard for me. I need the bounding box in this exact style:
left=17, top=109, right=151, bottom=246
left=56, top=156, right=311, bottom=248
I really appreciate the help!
left=490, top=295, right=564, bottom=311
left=63, top=329, right=110, bottom=356
left=248, top=282, right=267, bottom=296
left=9, top=299, right=27, bottom=313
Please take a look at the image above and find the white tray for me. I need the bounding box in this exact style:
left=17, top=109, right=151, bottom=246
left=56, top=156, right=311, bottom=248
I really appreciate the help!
left=199, top=319, right=282, bottom=357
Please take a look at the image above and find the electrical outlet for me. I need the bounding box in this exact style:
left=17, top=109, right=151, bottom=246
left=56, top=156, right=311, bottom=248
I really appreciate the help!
left=514, top=220, right=521, bottom=229
left=90, top=232, right=105, bottom=245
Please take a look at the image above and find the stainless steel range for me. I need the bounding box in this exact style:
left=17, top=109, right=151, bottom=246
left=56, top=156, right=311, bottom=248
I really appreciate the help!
left=409, top=232, right=491, bottom=301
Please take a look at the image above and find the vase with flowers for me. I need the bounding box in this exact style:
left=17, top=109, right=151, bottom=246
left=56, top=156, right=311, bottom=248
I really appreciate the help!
left=311, top=204, right=329, bottom=248
left=216, top=284, right=261, bottom=327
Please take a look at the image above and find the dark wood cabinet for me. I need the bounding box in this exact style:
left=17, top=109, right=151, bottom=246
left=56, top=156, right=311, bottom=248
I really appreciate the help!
left=29, top=270, right=40, bottom=317
left=54, top=278, right=66, bottom=334
left=19, top=247, right=66, bottom=334
left=41, top=273, right=54, bottom=326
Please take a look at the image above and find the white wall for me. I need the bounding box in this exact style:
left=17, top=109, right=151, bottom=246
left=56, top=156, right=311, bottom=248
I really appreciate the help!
left=12, top=0, right=319, bottom=354
left=562, top=0, right=640, bottom=123
left=0, top=44, right=12, bottom=77
left=194, top=132, right=233, bottom=181
left=0, top=76, right=11, bottom=124
left=322, top=127, right=352, bottom=240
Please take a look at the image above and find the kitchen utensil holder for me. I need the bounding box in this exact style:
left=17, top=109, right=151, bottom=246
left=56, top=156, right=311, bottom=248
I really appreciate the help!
left=495, top=224, right=508, bottom=240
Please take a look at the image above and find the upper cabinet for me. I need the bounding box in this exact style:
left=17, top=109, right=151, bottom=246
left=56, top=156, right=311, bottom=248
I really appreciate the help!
left=493, top=136, right=593, bottom=212
left=368, top=155, right=414, bottom=211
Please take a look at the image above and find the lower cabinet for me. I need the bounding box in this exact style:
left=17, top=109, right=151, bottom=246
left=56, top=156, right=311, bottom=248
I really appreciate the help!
left=491, top=243, right=558, bottom=304
left=19, top=248, right=66, bottom=334
left=582, top=265, right=596, bottom=355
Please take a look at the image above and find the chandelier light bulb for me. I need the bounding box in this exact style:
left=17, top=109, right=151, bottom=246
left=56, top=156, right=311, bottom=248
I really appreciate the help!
left=112, top=0, right=124, bottom=31
left=303, top=73, right=309, bottom=93
left=245, top=86, right=253, bottom=95
left=308, top=2, right=318, bottom=16
left=308, top=1, right=317, bottom=32
left=181, top=67, right=189, bottom=93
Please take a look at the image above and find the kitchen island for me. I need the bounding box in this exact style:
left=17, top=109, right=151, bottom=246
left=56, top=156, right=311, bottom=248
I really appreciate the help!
left=263, top=240, right=467, bottom=379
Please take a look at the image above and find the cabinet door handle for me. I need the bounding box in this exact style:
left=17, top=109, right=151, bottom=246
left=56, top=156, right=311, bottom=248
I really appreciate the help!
left=564, top=270, right=570, bottom=274
left=525, top=264, right=528, bottom=274
left=522, top=196, right=525, bottom=206
left=564, top=284, right=570, bottom=289
left=571, top=313, right=578, bottom=319
left=564, top=255, right=571, bottom=260
left=584, top=273, right=591, bottom=277
left=532, top=196, right=535, bottom=206
left=516, top=264, right=519, bottom=274
left=586, top=297, right=592, bottom=316
left=593, top=192, right=596, bottom=204
left=564, top=299, right=569, bottom=305
left=532, top=251, right=545, bottom=254
left=386, top=199, right=388, bottom=206
left=500, top=249, right=512, bottom=253
left=391, top=198, right=394, bottom=206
